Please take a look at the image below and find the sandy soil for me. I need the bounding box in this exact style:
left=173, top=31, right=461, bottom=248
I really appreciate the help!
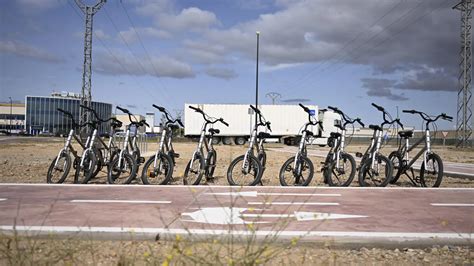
left=0, top=136, right=472, bottom=187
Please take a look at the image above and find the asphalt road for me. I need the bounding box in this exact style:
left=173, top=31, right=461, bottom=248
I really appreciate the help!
left=0, top=184, right=472, bottom=247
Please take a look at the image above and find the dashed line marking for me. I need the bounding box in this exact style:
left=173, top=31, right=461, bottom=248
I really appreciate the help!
left=430, top=203, right=474, bottom=207
left=70, top=200, right=171, bottom=204
left=248, top=202, right=339, bottom=206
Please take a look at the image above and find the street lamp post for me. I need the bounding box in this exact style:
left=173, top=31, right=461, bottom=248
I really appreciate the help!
left=255, top=31, right=260, bottom=129
left=8, top=97, right=12, bottom=134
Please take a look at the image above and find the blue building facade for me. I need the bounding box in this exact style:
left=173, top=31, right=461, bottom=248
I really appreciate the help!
left=25, top=95, right=112, bottom=135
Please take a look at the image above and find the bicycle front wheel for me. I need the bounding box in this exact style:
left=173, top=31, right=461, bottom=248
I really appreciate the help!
left=227, top=154, right=262, bottom=186
left=141, top=154, right=174, bottom=185
left=107, top=153, right=137, bottom=184
left=279, top=156, right=314, bottom=186
left=324, top=152, right=356, bottom=187
left=183, top=154, right=204, bottom=185
left=358, top=154, right=393, bottom=187
left=420, top=153, right=443, bottom=187
left=47, top=152, right=72, bottom=184
left=74, top=150, right=97, bottom=184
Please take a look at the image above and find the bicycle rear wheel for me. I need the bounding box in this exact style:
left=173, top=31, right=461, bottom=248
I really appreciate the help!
left=420, top=153, right=443, bottom=187
left=183, top=154, right=204, bottom=185
left=141, top=154, right=173, bottom=185
left=324, top=152, right=356, bottom=187
left=358, top=154, right=392, bottom=187
left=205, top=151, right=217, bottom=179
left=227, top=154, right=262, bottom=186
left=279, top=156, right=314, bottom=186
left=388, top=151, right=403, bottom=184
left=107, top=153, right=137, bottom=184
left=46, top=152, right=72, bottom=184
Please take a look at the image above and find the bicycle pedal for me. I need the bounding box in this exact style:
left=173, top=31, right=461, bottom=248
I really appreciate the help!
left=139, top=157, right=145, bottom=163
left=173, top=153, right=180, bottom=158
left=355, top=152, right=363, bottom=158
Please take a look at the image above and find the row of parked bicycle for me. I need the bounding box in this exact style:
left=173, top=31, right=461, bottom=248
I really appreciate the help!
left=46, top=102, right=452, bottom=187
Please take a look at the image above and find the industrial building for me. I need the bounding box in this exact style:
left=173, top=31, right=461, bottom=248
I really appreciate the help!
left=0, top=102, right=26, bottom=134
left=25, top=92, right=112, bottom=135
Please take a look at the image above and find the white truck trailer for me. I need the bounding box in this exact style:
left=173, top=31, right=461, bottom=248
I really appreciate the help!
left=184, top=103, right=340, bottom=146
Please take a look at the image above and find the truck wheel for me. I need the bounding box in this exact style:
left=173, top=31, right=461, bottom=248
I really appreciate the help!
left=222, top=137, right=232, bottom=145
left=234, top=136, right=247, bottom=145
left=211, top=137, right=221, bottom=145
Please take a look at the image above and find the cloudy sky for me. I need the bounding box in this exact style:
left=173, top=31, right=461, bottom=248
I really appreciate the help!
left=0, top=0, right=462, bottom=129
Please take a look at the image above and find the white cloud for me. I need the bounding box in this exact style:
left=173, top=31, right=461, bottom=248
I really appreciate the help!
left=205, top=67, right=237, bottom=80
left=0, top=40, right=63, bottom=63
left=157, top=7, right=218, bottom=32
left=93, top=50, right=195, bottom=79
left=118, top=27, right=170, bottom=44
left=16, top=0, right=62, bottom=12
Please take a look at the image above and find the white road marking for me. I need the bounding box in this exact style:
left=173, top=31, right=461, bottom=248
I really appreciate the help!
left=0, top=225, right=471, bottom=241
left=0, top=198, right=7, bottom=201
left=205, top=191, right=341, bottom=197
left=181, top=207, right=366, bottom=224
left=431, top=203, right=474, bottom=207
left=70, top=200, right=171, bottom=204
left=1, top=183, right=473, bottom=191
left=248, top=202, right=339, bottom=206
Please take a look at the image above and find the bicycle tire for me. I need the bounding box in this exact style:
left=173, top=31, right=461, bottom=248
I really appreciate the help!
left=420, top=153, right=443, bottom=187
left=388, top=151, right=403, bottom=184
left=325, top=152, right=356, bottom=187
left=141, top=154, right=174, bottom=185
left=107, top=153, right=137, bottom=184
left=74, top=150, right=97, bottom=184
left=90, top=148, right=103, bottom=179
left=206, top=151, right=217, bottom=179
left=279, top=156, right=314, bottom=186
left=227, top=154, right=262, bottom=186
left=358, top=154, right=393, bottom=187
left=46, top=152, right=72, bottom=184
left=257, top=151, right=267, bottom=169
left=183, top=154, right=204, bottom=185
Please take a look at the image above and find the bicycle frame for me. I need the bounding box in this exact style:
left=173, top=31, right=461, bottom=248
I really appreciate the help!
left=243, top=124, right=266, bottom=169
left=397, top=129, right=432, bottom=173
left=153, top=125, right=175, bottom=168
left=189, top=123, right=215, bottom=170
left=54, top=128, right=85, bottom=167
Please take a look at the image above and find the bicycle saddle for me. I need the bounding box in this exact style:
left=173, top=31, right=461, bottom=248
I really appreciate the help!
left=209, top=128, right=220, bottom=135
left=168, top=124, right=180, bottom=130
left=369, top=124, right=382, bottom=131
left=303, top=130, right=314, bottom=137
left=330, top=132, right=341, bottom=138
left=258, top=132, right=271, bottom=139
left=398, top=130, right=413, bottom=138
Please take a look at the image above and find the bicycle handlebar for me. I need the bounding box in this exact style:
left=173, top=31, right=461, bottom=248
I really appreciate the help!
left=152, top=104, right=166, bottom=113
left=177, top=119, right=184, bottom=127
left=372, top=103, right=385, bottom=112
left=250, top=105, right=261, bottom=114
left=116, top=106, right=129, bottom=114
left=219, top=118, right=229, bottom=127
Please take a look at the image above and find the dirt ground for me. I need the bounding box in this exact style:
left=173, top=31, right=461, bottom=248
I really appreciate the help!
left=0, top=136, right=472, bottom=264
left=0, top=136, right=472, bottom=187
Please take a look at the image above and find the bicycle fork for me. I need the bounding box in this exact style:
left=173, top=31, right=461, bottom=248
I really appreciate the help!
left=80, top=129, right=97, bottom=168
left=54, top=129, right=74, bottom=168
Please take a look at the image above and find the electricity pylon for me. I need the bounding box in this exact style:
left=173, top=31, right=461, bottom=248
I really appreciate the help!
left=454, top=0, right=473, bottom=147
left=266, top=92, right=281, bottom=105
left=75, top=0, right=106, bottom=136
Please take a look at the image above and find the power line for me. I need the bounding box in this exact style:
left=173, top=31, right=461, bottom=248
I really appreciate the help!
left=67, top=1, right=163, bottom=108
left=281, top=0, right=406, bottom=93
left=325, top=0, right=450, bottom=76
left=119, top=2, right=176, bottom=107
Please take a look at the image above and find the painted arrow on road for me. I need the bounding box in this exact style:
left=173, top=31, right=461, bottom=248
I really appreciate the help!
left=181, top=207, right=367, bottom=225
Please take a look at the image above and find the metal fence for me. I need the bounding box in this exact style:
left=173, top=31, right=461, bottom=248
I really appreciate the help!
left=113, top=132, right=148, bottom=153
